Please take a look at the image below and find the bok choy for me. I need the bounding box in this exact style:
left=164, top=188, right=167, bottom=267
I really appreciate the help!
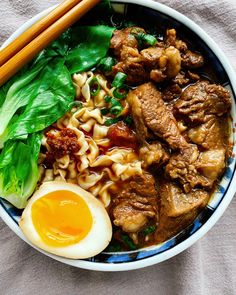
left=0, top=133, right=42, bottom=209
left=0, top=24, right=115, bottom=208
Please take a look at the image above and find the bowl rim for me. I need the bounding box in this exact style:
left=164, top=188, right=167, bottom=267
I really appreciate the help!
left=1, top=0, right=236, bottom=272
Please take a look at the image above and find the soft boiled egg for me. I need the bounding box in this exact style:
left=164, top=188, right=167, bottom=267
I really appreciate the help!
left=19, top=181, right=112, bottom=259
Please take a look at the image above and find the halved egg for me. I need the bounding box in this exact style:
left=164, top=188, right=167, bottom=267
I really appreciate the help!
left=19, top=181, right=112, bottom=259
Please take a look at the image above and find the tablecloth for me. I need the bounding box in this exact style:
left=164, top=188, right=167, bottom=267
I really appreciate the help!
left=0, top=1, right=236, bottom=294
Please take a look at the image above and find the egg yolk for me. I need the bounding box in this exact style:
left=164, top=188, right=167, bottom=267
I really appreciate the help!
left=31, top=190, right=93, bottom=247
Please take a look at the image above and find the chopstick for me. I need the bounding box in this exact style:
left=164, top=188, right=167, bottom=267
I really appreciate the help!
left=0, top=0, right=83, bottom=67
left=0, top=0, right=101, bottom=87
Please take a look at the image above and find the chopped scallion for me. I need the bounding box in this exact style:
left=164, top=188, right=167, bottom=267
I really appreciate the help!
left=101, top=108, right=109, bottom=115
left=110, top=104, right=123, bottom=116
left=104, top=96, right=112, bottom=103
left=68, top=101, right=83, bottom=109
left=142, top=225, right=156, bottom=236
left=124, top=116, right=133, bottom=126
left=135, top=33, right=157, bottom=46
left=98, top=56, right=116, bottom=73
left=112, top=72, right=127, bottom=88
left=106, top=243, right=122, bottom=252
left=113, top=85, right=129, bottom=99
left=89, top=78, right=100, bottom=96
left=121, top=234, right=137, bottom=250
left=110, top=97, right=120, bottom=106
left=105, top=118, right=119, bottom=126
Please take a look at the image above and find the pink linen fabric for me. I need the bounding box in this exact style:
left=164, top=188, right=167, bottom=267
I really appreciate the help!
left=0, top=1, right=235, bottom=294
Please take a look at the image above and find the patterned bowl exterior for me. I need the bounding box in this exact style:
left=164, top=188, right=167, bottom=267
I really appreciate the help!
left=1, top=0, right=236, bottom=270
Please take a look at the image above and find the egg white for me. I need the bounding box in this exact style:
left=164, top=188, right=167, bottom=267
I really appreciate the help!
left=19, top=181, right=112, bottom=259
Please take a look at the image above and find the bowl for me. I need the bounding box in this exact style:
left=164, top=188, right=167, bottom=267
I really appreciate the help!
left=1, top=0, right=236, bottom=271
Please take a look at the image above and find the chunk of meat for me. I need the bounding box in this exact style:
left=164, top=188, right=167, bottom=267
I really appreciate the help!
left=188, top=116, right=228, bottom=149
left=110, top=28, right=182, bottom=85
left=165, top=46, right=182, bottom=78
left=166, top=145, right=226, bottom=192
left=159, top=181, right=209, bottom=217
left=165, top=28, right=204, bottom=69
left=165, top=29, right=188, bottom=52
left=162, top=83, right=182, bottom=101
left=139, top=143, right=169, bottom=168
left=127, top=82, right=188, bottom=149
left=175, top=81, right=231, bottom=122
left=46, top=128, right=80, bottom=158
left=155, top=181, right=209, bottom=243
left=173, top=70, right=200, bottom=87
left=197, top=149, right=225, bottom=180
left=142, top=46, right=181, bottom=81
left=126, top=88, right=149, bottom=143
left=150, top=69, right=167, bottom=83
left=111, top=173, right=158, bottom=233
left=181, top=50, right=204, bottom=69
left=112, top=46, right=148, bottom=85
left=107, top=121, right=138, bottom=149
left=110, top=27, right=141, bottom=55
left=140, top=47, right=165, bottom=68
left=165, top=145, right=212, bottom=192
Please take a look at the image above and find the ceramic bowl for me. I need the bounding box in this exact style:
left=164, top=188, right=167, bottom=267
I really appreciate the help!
left=1, top=0, right=236, bottom=271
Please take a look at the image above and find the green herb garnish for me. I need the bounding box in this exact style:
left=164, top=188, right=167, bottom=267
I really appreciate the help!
left=104, top=96, right=112, bottom=103
left=110, top=104, right=123, bottom=116
left=106, top=243, right=122, bottom=252
left=124, top=116, right=133, bottom=126
left=112, top=72, right=127, bottom=88
left=101, top=108, right=110, bottom=115
left=121, top=234, right=137, bottom=250
left=142, top=225, right=156, bottom=236
left=134, top=33, right=157, bottom=47
left=98, top=56, right=116, bottom=73
left=105, top=118, right=119, bottom=126
left=113, top=85, right=129, bottom=99
left=89, top=78, right=100, bottom=96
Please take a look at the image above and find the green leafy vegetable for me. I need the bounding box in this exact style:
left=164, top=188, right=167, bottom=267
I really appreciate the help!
left=0, top=133, right=42, bottom=209
left=65, top=25, right=115, bottom=74
left=0, top=22, right=115, bottom=208
left=1, top=58, right=75, bottom=145
left=0, top=57, right=50, bottom=147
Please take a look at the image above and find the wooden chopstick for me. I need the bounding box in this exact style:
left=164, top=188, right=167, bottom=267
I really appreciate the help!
left=0, top=0, right=101, bottom=87
left=0, top=0, right=83, bottom=67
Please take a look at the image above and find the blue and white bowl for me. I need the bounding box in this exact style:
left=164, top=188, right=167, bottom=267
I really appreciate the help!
left=1, top=0, right=236, bottom=271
